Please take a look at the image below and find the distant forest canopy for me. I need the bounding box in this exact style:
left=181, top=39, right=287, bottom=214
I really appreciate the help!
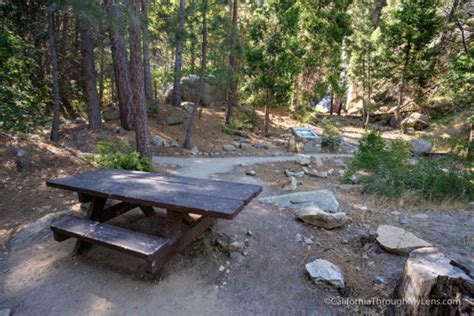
left=0, top=0, right=472, bottom=154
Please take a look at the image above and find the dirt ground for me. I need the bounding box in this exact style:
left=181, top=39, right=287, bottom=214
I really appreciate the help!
left=1, top=107, right=473, bottom=315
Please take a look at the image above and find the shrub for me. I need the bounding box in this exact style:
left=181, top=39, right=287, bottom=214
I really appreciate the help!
left=346, top=130, right=474, bottom=202
left=320, top=117, right=342, bottom=150
left=85, top=142, right=154, bottom=172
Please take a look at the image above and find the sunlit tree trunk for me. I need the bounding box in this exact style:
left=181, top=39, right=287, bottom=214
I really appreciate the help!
left=172, top=0, right=186, bottom=107
left=225, top=0, right=239, bottom=126
left=129, top=0, right=152, bottom=157
left=141, top=0, right=154, bottom=103
left=78, top=15, right=102, bottom=129
left=105, top=0, right=134, bottom=130
left=184, top=0, right=208, bottom=149
left=394, top=40, right=411, bottom=127
left=264, top=89, right=272, bottom=136
left=48, top=4, right=61, bottom=141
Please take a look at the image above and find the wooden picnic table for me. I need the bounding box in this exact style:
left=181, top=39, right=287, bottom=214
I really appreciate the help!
left=47, top=169, right=262, bottom=273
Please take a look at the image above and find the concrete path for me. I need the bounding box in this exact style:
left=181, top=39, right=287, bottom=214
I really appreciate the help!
left=153, top=153, right=352, bottom=179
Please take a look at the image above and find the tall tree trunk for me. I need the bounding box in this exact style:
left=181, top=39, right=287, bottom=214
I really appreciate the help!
left=48, top=5, right=61, bottom=142
left=457, top=19, right=468, bottom=53
left=105, top=0, right=134, bottom=130
left=141, top=0, right=154, bottom=103
left=264, top=89, right=272, bottom=136
left=394, top=39, right=411, bottom=128
left=172, top=0, right=186, bottom=107
left=129, top=0, right=152, bottom=157
left=99, top=42, right=105, bottom=105
left=78, top=15, right=102, bottom=129
left=184, top=0, right=207, bottom=149
left=330, top=92, right=334, bottom=116
left=225, top=0, right=239, bottom=126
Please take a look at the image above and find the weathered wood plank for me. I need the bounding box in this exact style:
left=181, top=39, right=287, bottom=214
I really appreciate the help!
left=51, top=215, right=170, bottom=259
left=47, top=170, right=262, bottom=219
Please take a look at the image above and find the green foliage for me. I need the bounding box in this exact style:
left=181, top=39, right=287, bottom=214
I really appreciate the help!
left=346, top=131, right=474, bottom=201
left=320, top=117, right=342, bottom=150
left=439, top=48, right=474, bottom=108
left=0, top=25, right=45, bottom=132
left=293, top=106, right=315, bottom=124
left=85, top=142, right=155, bottom=172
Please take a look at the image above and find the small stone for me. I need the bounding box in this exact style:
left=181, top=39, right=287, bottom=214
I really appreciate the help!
left=171, top=140, right=180, bottom=148
left=305, top=259, right=345, bottom=288
left=296, top=156, right=311, bottom=166
left=12, top=149, right=26, bottom=158
left=246, top=230, right=253, bottom=237
left=272, top=139, right=287, bottom=146
left=399, top=215, right=408, bottom=225
left=246, top=170, right=256, bottom=176
left=228, top=241, right=245, bottom=252
left=255, top=142, right=268, bottom=150
left=310, top=156, right=323, bottom=168
left=283, top=176, right=298, bottom=191
left=191, top=146, right=199, bottom=156
left=296, top=207, right=348, bottom=229
left=240, top=143, right=249, bottom=150
left=390, top=211, right=401, bottom=216
left=375, top=276, right=386, bottom=284
left=412, top=213, right=429, bottom=220
left=223, top=144, right=236, bottom=151
left=295, top=233, right=303, bottom=242
left=304, top=237, right=314, bottom=245
left=16, top=158, right=29, bottom=172
left=285, top=170, right=304, bottom=178
left=218, top=265, right=225, bottom=272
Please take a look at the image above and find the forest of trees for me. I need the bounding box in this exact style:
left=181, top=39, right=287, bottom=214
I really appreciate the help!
left=1, top=0, right=472, bottom=157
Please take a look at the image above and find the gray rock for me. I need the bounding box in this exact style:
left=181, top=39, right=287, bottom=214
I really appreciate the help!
left=376, top=225, right=432, bottom=255
left=282, top=176, right=298, bottom=191
left=182, top=101, right=196, bottom=114
left=11, top=149, right=26, bottom=157
left=285, top=170, right=305, bottom=178
left=165, top=75, right=226, bottom=106
left=191, top=146, right=199, bottom=155
left=166, top=115, right=183, bottom=125
left=390, top=211, right=401, bottom=216
left=246, top=170, right=256, bottom=176
left=102, top=105, right=120, bottom=121
left=115, top=127, right=127, bottom=136
left=171, top=140, right=180, bottom=148
left=296, top=206, right=348, bottom=229
left=310, top=156, right=324, bottom=168
left=296, top=156, right=311, bottom=166
left=235, top=130, right=248, bottom=138
left=295, top=233, right=303, bottom=242
left=412, top=213, right=429, bottom=220
left=259, top=189, right=340, bottom=213
left=223, top=144, right=236, bottom=151
left=309, top=170, right=328, bottom=178
left=16, top=158, right=29, bottom=172
left=228, top=241, right=245, bottom=253
left=399, top=215, right=408, bottom=225
left=375, top=276, right=386, bottom=284
left=255, top=142, right=269, bottom=150
left=305, top=259, right=345, bottom=288
left=410, top=139, right=432, bottom=155
left=401, top=112, right=430, bottom=131
left=272, top=139, right=287, bottom=146
left=10, top=210, right=73, bottom=250
left=151, top=135, right=168, bottom=147
left=303, top=237, right=314, bottom=245
left=240, top=143, right=250, bottom=150
left=0, top=308, right=11, bottom=316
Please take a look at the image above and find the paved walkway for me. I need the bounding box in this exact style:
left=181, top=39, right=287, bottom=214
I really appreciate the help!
left=153, top=153, right=353, bottom=178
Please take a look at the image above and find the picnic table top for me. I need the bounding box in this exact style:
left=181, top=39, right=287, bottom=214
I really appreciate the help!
left=47, top=169, right=262, bottom=219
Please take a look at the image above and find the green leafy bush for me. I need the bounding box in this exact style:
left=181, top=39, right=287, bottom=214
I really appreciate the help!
left=85, top=142, right=154, bottom=172
left=346, top=131, right=474, bottom=202
left=0, top=25, right=46, bottom=132
left=320, top=117, right=342, bottom=150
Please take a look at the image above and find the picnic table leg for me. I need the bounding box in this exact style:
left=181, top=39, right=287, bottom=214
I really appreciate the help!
left=165, top=210, right=184, bottom=237
left=73, top=195, right=107, bottom=255
left=139, top=205, right=156, bottom=217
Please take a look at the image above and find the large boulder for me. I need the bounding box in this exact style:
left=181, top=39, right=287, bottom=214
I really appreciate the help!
left=10, top=210, right=73, bottom=250
left=397, top=247, right=474, bottom=315
left=305, top=259, right=345, bottom=288
left=102, top=105, right=120, bottom=121
left=401, top=112, right=430, bottom=131
left=410, top=139, right=433, bottom=155
left=165, top=75, right=226, bottom=106
left=376, top=225, right=432, bottom=255
left=296, top=206, right=348, bottom=229
left=259, top=190, right=340, bottom=213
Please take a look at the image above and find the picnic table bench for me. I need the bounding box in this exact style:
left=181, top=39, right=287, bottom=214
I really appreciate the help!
left=47, top=169, right=262, bottom=273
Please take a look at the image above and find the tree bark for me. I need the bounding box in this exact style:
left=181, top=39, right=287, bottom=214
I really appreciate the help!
left=394, top=39, right=411, bottom=128
left=184, top=0, right=207, bottom=149
left=225, top=0, right=239, bottom=126
left=105, top=0, right=134, bottom=130
left=78, top=14, right=102, bottom=129
left=172, top=0, right=186, bottom=107
left=129, top=0, right=152, bottom=157
left=48, top=4, right=61, bottom=142
left=264, top=89, right=272, bottom=136
left=141, top=0, right=154, bottom=103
